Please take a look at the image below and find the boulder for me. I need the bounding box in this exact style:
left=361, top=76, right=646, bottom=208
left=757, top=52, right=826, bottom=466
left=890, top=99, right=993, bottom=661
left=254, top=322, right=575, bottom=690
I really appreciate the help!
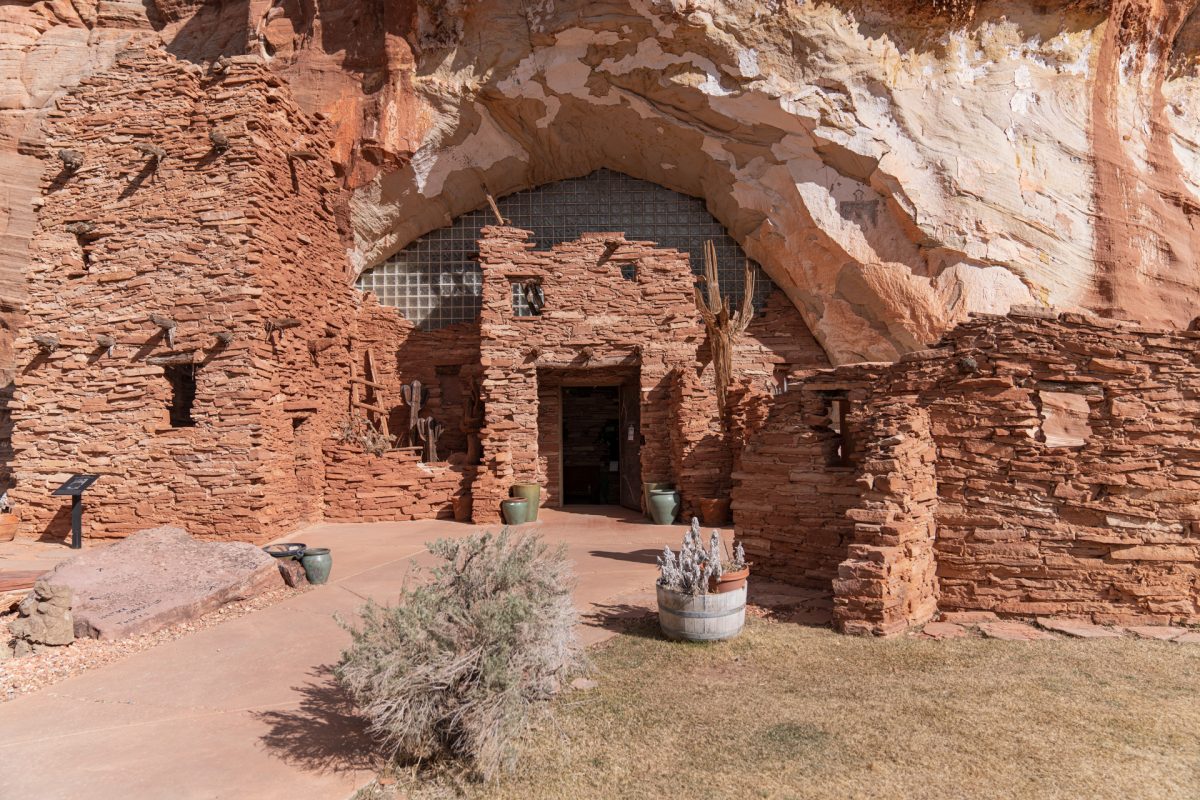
left=9, top=579, right=75, bottom=654
left=277, top=558, right=307, bottom=588
left=44, top=526, right=284, bottom=640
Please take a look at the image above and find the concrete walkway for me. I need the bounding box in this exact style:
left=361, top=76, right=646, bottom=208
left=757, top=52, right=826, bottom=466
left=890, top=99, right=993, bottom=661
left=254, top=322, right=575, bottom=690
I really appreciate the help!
left=0, top=507, right=685, bottom=800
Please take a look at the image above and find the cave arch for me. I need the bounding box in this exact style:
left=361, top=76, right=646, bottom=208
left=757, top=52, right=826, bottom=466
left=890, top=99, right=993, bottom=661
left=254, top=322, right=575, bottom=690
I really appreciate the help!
left=342, top=12, right=1043, bottom=364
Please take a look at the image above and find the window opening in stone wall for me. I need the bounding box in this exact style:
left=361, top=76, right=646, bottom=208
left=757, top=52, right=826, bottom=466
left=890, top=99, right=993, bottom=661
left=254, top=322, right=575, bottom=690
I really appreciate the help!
left=512, top=280, right=544, bottom=317
left=164, top=365, right=197, bottom=428
left=824, top=393, right=851, bottom=467
left=619, top=262, right=637, bottom=281
left=356, top=169, right=773, bottom=330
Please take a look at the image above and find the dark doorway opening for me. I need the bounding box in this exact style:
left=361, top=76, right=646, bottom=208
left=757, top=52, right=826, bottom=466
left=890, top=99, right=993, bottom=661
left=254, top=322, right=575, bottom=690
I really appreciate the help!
left=561, top=387, right=621, bottom=505
left=164, top=365, right=196, bottom=428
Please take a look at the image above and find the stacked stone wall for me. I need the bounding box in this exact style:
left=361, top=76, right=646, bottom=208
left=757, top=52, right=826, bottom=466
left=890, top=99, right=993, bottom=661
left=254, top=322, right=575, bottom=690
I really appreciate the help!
left=736, top=307, right=1200, bottom=630
left=321, top=444, right=470, bottom=522
left=469, top=226, right=829, bottom=524
left=733, top=386, right=860, bottom=588
left=10, top=44, right=355, bottom=541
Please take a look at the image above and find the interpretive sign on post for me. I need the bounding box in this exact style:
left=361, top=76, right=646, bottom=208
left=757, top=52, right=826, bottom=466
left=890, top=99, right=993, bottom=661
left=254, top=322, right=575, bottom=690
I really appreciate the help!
left=52, top=474, right=100, bottom=549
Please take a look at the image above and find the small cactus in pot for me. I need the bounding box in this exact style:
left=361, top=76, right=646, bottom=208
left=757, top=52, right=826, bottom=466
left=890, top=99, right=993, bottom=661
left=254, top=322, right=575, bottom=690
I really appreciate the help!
left=655, top=518, right=749, bottom=641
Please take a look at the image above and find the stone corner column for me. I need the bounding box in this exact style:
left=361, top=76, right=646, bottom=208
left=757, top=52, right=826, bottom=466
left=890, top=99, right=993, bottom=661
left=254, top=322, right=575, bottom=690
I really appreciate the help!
left=833, top=404, right=939, bottom=636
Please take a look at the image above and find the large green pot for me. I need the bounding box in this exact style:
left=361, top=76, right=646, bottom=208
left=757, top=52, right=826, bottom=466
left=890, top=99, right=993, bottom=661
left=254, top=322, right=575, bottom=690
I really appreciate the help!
left=501, top=498, right=529, bottom=526
left=648, top=489, right=680, bottom=526
left=511, top=483, right=541, bottom=521
left=301, top=547, right=332, bottom=585
left=642, top=481, right=673, bottom=519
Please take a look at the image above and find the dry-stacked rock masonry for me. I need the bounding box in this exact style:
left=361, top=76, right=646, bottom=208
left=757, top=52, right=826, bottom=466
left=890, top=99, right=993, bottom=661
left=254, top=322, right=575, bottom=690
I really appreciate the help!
left=736, top=307, right=1200, bottom=634
left=11, top=42, right=359, bottom=541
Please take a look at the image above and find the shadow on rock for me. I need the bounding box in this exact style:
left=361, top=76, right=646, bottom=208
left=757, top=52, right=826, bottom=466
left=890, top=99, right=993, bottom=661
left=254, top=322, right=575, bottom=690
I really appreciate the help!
left=253, top=664, right=378, bottom=774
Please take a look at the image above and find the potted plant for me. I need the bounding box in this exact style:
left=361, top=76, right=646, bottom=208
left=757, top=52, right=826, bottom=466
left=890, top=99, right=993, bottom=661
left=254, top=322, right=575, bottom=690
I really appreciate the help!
left=655, top=518, right=749, bottom=641
left=0, top=492, right=17, bottom=542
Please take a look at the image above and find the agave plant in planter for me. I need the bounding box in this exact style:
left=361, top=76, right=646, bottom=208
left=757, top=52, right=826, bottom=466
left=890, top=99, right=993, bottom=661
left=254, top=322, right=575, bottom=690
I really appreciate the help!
left=655, top=518, right=749, bottom=642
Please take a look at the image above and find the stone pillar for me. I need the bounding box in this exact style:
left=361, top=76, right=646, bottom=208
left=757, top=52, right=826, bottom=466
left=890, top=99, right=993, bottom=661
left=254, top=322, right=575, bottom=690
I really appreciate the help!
left=834, top=399, right=939, bottom=636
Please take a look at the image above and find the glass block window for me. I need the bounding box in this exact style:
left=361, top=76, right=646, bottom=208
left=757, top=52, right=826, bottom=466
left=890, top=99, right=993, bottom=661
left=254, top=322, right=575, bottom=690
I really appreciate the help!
left=357, top=169, right=772, bottom=330
left=512, top=282, right=534, bottom=317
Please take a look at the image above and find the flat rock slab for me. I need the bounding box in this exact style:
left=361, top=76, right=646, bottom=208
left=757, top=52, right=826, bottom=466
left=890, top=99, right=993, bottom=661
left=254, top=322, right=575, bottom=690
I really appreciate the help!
left=1037, top=618, right=1124, bottom=639
left=1176, top=632, right=1200, bottom=644
left=940, top=611, right=1000, bottom=624
left=1126, top=626, right=1185, bottom=641
left=45, top=527, right=284, bottom=640
left=978, top=621, right=1057, bottom=641
left=921, top=621, right=968, bottom=640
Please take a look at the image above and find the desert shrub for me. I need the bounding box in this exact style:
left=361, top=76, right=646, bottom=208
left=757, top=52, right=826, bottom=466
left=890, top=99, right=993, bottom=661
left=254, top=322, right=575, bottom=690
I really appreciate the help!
left=336, top=529, right=585, bottom=780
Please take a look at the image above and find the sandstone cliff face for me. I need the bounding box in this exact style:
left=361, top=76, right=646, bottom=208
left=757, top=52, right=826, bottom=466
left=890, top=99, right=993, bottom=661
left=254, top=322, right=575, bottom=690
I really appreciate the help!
left=4, top=1, right=1200, bottom=363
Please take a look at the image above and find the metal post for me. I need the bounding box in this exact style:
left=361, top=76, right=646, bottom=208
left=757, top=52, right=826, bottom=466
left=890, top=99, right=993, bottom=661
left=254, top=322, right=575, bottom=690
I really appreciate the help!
left=71, top=495, right=82, bottom=549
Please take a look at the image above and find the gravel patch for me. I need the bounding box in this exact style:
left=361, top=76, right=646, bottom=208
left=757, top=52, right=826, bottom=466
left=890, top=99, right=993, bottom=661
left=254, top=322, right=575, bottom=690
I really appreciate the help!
left=1, top=584, right=308, bottom=702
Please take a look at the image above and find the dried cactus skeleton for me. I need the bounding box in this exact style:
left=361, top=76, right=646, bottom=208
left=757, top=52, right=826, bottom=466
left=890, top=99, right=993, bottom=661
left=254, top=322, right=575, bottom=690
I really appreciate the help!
left=399, top=379, right=426, bottom=446
left=695, top=239, right=755, bottom=416
left=416, top=416, right=445, bottom=463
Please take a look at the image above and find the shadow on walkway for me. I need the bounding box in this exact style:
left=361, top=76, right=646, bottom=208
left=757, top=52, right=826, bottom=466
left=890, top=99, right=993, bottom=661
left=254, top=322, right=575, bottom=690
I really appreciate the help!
left=586, top=548, right=661, bottom=564
left=582, top=601, right=660, bottom=640
left=253, top=665, right=378, bottom=774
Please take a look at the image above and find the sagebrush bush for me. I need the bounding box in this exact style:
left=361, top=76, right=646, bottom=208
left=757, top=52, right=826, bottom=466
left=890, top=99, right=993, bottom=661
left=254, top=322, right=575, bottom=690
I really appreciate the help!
left=336, top=529, right=585, bottom=780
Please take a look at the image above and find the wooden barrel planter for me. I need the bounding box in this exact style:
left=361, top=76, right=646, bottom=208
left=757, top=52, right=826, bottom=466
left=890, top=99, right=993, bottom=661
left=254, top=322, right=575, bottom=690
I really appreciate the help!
left=656, top=584, right=746, bottom=642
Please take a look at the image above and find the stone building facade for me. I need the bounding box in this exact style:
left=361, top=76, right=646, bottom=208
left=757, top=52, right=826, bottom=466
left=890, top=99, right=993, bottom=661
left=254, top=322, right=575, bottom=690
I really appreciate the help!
left=736, top=308, right=1200, bottom=633
left=11, top=44, right=358, bottom=541
left=7, top=29, right=1200, bottom=638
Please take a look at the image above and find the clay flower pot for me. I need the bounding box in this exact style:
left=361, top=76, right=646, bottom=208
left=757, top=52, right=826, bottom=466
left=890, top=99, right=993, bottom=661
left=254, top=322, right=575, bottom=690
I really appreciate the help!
left=710, top=566, right=750, bottom=594
left=501, top=497, right=529, bottom=526
left=698, top=497, right=731, bottom=527
left=641, top=481, right=673, bottom=519
left=0, top=512, right=16, bottom=542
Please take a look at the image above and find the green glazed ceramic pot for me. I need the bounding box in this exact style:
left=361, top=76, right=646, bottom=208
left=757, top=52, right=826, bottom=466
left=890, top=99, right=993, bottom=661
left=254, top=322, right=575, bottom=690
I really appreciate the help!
left=301, top=547, right=332, bottom=585
left=648, top=489, right=680, bottom=526
left=501, top=498, right=529, bottom=526
left=510, top=483, right=541, bottom=521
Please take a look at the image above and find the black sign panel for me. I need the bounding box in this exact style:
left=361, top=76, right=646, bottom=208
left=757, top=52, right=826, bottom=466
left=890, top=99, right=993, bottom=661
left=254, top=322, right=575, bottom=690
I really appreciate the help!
left=52, top=474, right=99, bottom=496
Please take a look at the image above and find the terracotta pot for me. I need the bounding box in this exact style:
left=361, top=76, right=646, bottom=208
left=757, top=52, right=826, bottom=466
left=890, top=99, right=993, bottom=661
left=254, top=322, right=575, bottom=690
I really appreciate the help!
left=452, top=494, right=473, bottom=523
left=710, top=566, right=750, bottom=594
left=0, top=512, right=17, bottom=543
left=698, top=497, right=731, bottom=527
